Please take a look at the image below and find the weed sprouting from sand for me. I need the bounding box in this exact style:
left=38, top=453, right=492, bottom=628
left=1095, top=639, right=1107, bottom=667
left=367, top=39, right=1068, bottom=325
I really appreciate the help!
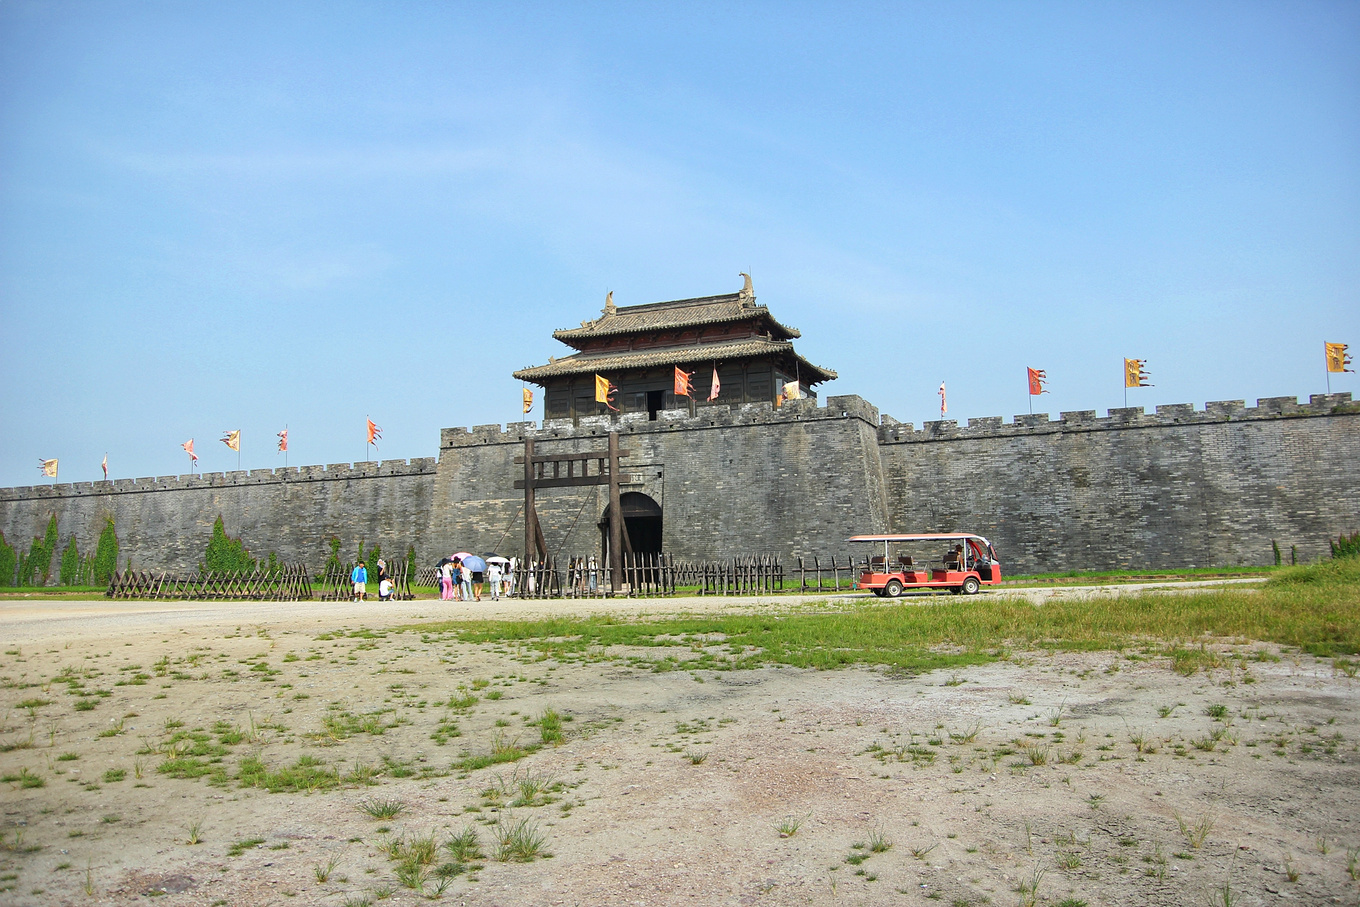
left=910, top=842, right=937, bottom=860
left=1347, top=847, right=1359, bottom=882
left=185, top=819, right=204, bottom=845
left=314, top=856, right=340, bottom=883
left=1015, top=864, right=1046, bottom=907
left=1176, top=813, right=1215, bottom=850
left=1128, top=728, right=1160, bottom=754
left=536, top=708, right=564, bottom=745
left=358, top=797, right=406, bottom=820
left=776, top=817, right=803, bottom=838
left=227, top=837, right=265, bottom=857
left=867, top=826, right=892, bottom=853
left=948, top=721, right=982, bottom=744
left=685, top=750, right=707, bottom=765
left=446, top=826, right=484, bottom=863
left=493, top=815, right=548, bottom=862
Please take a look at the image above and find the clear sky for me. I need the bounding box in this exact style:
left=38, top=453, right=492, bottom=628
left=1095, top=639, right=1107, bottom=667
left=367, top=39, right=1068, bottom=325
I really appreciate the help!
left=2, top=1, right=1357, bottom=488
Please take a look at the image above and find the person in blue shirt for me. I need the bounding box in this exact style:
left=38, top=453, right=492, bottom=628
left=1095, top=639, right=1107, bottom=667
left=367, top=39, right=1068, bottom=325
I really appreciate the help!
left=351, top=561, right=368, bottom=602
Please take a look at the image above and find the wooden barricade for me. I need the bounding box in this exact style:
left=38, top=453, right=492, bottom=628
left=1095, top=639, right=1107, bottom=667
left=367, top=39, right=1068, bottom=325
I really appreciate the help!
left=105, top=564, right=312, bottom=601
left=516, top=558, right=562, bottom=599
left=795, top=555, right=859, bottom=592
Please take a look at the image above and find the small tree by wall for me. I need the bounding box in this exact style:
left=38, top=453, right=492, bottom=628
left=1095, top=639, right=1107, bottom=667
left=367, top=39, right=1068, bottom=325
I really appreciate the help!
left=17, top=515, right=59, bottom=586
left=93, top=516, right=119, bottom=585
left=203, top=515, right=257, bottom=574
left=60, top=537, right=80, bottom=586
left=0, top=531, right=16, bottom=587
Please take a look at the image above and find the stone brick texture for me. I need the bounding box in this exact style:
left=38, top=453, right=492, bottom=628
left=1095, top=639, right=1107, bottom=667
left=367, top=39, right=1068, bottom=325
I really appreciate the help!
left=1, top=393, right=1354, bottom=579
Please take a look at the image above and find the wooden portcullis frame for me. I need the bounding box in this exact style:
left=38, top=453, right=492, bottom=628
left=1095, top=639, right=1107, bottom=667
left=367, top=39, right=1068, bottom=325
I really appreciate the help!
left=515, top=432, right=633, bottom=592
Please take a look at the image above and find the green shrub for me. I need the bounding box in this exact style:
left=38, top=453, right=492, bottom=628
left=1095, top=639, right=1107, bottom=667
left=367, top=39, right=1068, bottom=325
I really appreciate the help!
left=59, top=537, right=80, bottom=586
left=1331, top=531, right=1360, bottom=560
left=203, top=515, right=256, bottom=574
left=93, top=516, right=119, bottom=585
left=0, top=531, right=16, bottom=587
left=322, top=536, right=343, bottom=578
left=17, top=515, right=59, bottom=586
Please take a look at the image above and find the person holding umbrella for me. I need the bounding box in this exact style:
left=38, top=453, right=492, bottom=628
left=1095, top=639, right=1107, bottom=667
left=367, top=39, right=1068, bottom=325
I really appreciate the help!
left=452, top=552, right=478, bottom=602
left=459, top=553, right=488, bottom=601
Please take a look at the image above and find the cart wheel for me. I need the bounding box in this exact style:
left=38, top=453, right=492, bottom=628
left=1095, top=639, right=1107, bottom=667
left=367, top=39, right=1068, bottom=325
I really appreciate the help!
left=962, top=576, right=981, bottom=595
left=884, top=579, right=903, bottom=598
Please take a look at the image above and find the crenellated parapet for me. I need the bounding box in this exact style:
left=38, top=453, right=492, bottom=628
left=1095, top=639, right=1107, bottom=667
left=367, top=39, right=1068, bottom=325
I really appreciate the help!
left=439, top=394, right=882, bottom=450
left=877, top=393, right=1356, bottom=443
left=0, top=457, right=438, bottom=502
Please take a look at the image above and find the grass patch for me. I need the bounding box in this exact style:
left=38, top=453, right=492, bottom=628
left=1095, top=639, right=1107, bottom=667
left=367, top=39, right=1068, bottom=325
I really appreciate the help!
left=237, top=755, right=345, bottom=792
left=408, top=557, right=1360, bottom=670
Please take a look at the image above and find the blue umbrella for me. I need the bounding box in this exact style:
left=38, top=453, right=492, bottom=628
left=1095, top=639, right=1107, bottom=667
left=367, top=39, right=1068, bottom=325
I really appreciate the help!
left=460, top=555, right=487, bottom=572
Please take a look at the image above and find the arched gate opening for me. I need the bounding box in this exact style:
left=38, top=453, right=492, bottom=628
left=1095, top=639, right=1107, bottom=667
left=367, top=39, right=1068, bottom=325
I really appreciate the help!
left=599, top=491, right=663, bottom=560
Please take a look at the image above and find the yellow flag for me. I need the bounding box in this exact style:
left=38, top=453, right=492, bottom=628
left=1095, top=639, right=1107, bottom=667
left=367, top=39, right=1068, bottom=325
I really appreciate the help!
left=1124, top=358, right=1150, bottom=388
left=522, top=388, right=533, bottom=413
left=40, top=458, right=58, bottom=478
left=221, top=429, right=240, bottom=451
left=594, top=375, right=618, bottom=411
left=1326, top=342, right=1353, bottom=373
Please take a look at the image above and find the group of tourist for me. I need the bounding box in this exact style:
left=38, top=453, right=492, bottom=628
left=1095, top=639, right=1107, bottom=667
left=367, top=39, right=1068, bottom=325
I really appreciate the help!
left=437, top=555, right=516, bottom=602
left=350, top=558, right=395, bottom=602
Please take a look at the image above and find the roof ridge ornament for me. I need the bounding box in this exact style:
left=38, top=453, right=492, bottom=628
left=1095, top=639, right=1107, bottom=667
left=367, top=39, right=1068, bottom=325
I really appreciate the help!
left=738, top=272, right=754, bottom=306
left=603, top=290, right=616, bottom=316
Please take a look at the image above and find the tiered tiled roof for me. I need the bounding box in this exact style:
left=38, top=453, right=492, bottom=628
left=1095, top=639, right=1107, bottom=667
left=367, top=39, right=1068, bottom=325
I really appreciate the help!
left=514, top=282, right=837, bottom=387
left=514, top=337, right=836, bottom=383
left=551, top=292, right=801, bottom=346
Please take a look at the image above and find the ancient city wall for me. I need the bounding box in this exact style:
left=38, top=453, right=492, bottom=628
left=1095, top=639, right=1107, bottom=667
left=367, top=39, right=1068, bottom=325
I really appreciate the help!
left=425, top=395, right=889, bottom=562
left=1, top=392, right=1355, bottom=580
left=877, top=393, right=1359, bottom=574
left=0, top=460, right=436, bottom=576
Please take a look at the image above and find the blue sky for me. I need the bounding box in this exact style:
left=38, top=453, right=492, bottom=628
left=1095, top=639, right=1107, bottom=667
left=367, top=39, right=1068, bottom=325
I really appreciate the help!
left=2, top=1, right=1357, bottom=487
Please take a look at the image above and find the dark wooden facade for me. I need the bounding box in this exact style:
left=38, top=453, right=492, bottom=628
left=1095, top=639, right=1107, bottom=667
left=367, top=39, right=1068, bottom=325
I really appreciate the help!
left=513, top=282, right=837, bottom=423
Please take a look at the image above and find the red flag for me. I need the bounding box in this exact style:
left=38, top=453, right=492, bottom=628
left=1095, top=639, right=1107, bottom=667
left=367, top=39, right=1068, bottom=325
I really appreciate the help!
left=276, top=429, right=288, bottom=453
left=674, top=366, right=694, bottom=397
left=707, top=367, right=721, bottom=402
left=101, top=454, right=108, bottom=480
left=182, top=439, right=198, bottom=462
left=938, top=381, right=947, bottom=416
left=1027, top=367, right=1048, bottom=396
left=367, top=419, right=382, bottom=445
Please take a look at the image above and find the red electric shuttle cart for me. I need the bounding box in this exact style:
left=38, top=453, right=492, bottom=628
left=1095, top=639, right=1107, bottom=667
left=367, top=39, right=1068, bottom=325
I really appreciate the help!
left=850, top=533, right=1002, bottom=596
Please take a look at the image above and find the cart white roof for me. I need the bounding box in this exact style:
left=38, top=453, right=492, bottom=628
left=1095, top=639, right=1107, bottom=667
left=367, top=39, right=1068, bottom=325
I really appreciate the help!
left=848, top=533, right=991, bottom=544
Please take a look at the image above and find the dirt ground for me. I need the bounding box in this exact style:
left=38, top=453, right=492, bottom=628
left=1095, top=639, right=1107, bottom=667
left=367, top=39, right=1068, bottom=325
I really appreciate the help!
left=1, top=588, right=1357, bottom=907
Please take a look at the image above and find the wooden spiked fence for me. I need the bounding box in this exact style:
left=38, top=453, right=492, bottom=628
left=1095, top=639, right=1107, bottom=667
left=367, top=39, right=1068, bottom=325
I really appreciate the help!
left=106, top=564, right=312, bottom=601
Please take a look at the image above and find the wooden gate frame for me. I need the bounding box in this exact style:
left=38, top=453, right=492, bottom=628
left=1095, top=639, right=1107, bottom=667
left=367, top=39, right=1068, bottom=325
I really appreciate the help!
left=515, top=432, right=633, bottom=592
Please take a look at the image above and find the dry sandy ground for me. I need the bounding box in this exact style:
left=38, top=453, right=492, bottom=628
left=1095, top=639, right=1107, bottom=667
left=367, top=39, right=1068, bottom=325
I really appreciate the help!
left=1, top=587, right=1357, bottom=907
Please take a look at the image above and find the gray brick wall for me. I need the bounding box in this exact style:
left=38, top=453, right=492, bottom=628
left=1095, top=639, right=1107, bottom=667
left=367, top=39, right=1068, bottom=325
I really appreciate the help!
left=1, top=393, right=1354, bottom=580
left=877, top=394, right=1359, bottom=574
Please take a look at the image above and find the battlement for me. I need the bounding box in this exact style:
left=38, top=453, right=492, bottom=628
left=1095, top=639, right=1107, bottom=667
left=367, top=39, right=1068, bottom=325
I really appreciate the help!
left=439, top=394, right=882, bottom=449
left=877, top=393, right=1355, bottom=443
left=0, top=457, right=437, bottom=501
